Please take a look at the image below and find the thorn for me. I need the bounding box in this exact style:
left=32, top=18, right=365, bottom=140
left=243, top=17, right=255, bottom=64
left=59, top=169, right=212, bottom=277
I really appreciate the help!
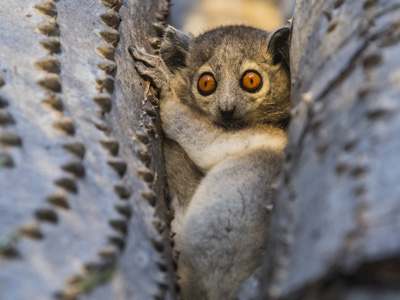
left=323, top=10, right=333, bottom=21
left=99, top=139, right=119, bottom=156
left=108, top=235, right=125, bottom=250
left=96, top=45, right=115, bottom=61
left=35, top=208, right=58, bottom=223
left=0, top=111, right=15, bottom=125
left=99, top=29, right=120, bottom=47
left=34, top=1, right=57, bottom=17
left=0, top=132, right=22, bottom=147
left=135, top=130, right=149, bottom=144
left=107, top=159, right=127, bottom=177
left=38, top=75, right=62, bottom=92
left=366, top=105, right=390, bottom=120
left=152, top=219, right=166, bottom=233
left=0, top=243, right=19, bottom=258
left=47, top=194, right=69, bottom=209
left=55, top=288, right=79, bottom=300
left=19, top=223, right=43, bottom=239
left=0, top=96, right=8, bottom=108
left=141, top=191, right=156, bottom=206
left=351, top=165, right=368, bottom=177
left=34, top=56, right=60, bottom=73
left=54, top=177, right=78, bottom=193
left=53, top=118, right=75, bottom=135
left=109, top=219, right=127, bottom=234
left=93, top=94, right=112, bottom=112
left=144, top=107, right=157, bottom=117
left=83, top=262, right=108, bottom=273
left=98, top=62, right=117, bottom=77
left=41, top=94, right=63, bottom=111
left=354, top=184, right=367, bottom=196
left=100, top=12, right=121, bottom=29
left=93, top=120, right=109, bottom=132
left=363, top=53, right=382, bottom=70
left=137, top=168, right=154, bottom=182
left=0, top=152, right=14, bottom=168
left=156, top=260, right=168, bottom=272
left=148, top=94, right=159, bottom=106
left=101, top=0, right=122, bottom=11
left=35, top=21, right=60, bottom=37
left=326, top=21, right=338, bottom=33
left=113, top=185, right=131, bottom=199
left=98, top=246, right=118, bottom=261
left=61, top=161, right=85, bottom=177
left=95, top=76, right=115, bottom=93
left=138, top=150, right=151, bottom=165
left=151, top=237, right=164, bottom=252
left=114, top=203, right=132, bottom=218
left=63, top=142, right=85, bottom=159
left=40, top=37, right=61, bottom=54
left=334, top=0, right=345, bottom=9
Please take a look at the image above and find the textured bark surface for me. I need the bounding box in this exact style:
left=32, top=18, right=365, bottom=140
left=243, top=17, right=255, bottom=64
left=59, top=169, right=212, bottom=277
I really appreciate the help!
left=2, top=1, right=400, bottom=300
left=256, top=0, right=400, bottom=299
left=0, top=0, right=176, bottom=299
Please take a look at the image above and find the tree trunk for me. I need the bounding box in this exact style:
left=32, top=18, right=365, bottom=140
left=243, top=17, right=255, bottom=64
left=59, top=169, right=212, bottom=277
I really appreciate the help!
left=255, top=0, right=400, bottom=299
left=2, top=0, right=400, bottom=300
left=0, top=1, right=176, bottom=299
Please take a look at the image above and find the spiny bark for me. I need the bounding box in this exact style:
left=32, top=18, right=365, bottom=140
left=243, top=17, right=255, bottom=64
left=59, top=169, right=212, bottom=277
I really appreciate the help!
left=256, top=0, right=400, bottom=299
left=0, top=0, right=176, bottom=299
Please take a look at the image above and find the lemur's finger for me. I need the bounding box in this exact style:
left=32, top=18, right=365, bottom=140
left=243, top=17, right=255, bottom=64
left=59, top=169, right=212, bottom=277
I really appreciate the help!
left=134, top=61, right=163, bottom=90
left=134, top=61, right=152, bottom=76
left=128, top=46, right=152, bottom=65
left=128, top=45, right=161, bottom=68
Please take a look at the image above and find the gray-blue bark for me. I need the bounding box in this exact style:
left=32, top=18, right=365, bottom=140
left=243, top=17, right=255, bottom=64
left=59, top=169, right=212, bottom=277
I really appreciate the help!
left=0, top=0, right=176, bottom=299
left=256, top=0, right=400, bottom=299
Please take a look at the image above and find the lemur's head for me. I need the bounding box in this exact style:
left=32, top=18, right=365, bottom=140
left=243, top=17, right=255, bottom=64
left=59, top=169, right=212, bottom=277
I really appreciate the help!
left=160, top=25, right=291, bottom=130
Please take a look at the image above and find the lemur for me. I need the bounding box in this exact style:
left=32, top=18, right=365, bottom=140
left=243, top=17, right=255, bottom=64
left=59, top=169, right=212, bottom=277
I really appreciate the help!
left=129, top=24, right=290, bottom=300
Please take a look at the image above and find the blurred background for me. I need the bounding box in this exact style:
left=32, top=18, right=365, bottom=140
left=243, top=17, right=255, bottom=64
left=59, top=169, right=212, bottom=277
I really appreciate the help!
left=168, top=0, right=295, bottom=35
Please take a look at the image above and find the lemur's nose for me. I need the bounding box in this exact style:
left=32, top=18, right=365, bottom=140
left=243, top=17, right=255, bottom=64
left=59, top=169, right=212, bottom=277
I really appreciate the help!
left=219, top=105, right=236, bottom=121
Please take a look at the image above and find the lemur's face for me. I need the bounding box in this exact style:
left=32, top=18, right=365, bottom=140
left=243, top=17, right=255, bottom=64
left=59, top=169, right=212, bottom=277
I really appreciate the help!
left=161, top=25, right=291, bottom=129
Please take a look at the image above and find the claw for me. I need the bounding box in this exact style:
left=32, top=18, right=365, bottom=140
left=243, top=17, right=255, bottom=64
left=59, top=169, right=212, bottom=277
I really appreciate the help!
left=128, top=45, right=157, bottom=68
left=133, top=61, right=161, bottom=96
left=134, top=61, right=147, bottom=74
left=128, top=45, right=141, bottom=61
left=128, top=45, right=144, bottom=62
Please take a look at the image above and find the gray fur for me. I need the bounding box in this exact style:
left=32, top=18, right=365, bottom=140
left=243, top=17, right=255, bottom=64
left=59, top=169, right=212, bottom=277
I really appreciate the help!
left=163, top=138, right=203, bottom=209
left=129, top=24, right=290, bottom=300
left=176, top=149, right=284, bottom=299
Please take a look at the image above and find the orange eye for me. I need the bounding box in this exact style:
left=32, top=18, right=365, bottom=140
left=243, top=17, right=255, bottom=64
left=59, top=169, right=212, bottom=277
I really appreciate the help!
left=198, top=73, right=217, bottom=95
left=241, top=71, right=262, bottom=92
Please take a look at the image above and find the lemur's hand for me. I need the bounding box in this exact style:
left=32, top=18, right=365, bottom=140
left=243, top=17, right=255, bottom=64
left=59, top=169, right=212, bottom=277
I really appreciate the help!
left=128, top=45, right=172, bottom=97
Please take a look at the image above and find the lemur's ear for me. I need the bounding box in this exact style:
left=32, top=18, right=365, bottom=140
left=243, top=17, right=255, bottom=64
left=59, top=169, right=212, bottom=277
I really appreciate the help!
left=267, top=27, right=290, bottom=68
left=160, top=25, right=191, bottom=73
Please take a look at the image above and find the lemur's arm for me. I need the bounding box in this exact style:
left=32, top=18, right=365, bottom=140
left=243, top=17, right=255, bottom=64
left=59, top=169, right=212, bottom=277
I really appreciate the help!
left=129, top=46, right=286, bottom=171
left=160, top=96, right=286, bottom=171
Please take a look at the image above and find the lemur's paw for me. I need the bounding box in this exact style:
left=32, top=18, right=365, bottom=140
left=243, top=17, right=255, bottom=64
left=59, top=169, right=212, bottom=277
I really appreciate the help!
left=128, top=45, right=169, bottom=94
